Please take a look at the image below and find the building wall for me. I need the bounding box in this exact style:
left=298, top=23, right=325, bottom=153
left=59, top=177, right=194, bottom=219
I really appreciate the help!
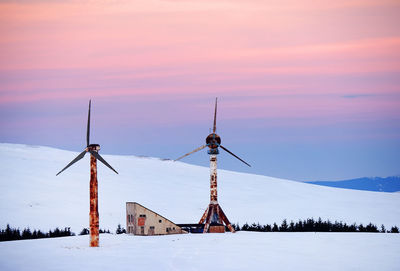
left=126, top=202, right=185, bottom=236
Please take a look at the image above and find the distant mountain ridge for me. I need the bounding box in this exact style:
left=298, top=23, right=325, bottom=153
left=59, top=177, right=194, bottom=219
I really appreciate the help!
left=307, top=176, right=400, bottom=192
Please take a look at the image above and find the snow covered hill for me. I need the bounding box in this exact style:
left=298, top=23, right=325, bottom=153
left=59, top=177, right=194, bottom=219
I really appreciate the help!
left=1, top=143, right=400, bottom=234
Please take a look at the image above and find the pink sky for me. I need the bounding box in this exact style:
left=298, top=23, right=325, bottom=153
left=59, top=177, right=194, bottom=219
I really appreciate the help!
left=1, top=1, right=399, bottom=100
left=0, top=0, right=399, bottom=180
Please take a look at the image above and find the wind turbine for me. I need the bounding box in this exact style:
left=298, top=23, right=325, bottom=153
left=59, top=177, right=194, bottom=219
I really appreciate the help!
left=175, top=98, right=250, bottom=233
left=56, top=100, right=118, bottom=247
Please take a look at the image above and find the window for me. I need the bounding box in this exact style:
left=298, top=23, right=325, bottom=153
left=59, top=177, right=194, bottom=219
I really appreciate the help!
left=139, top=214, right=146, bottom=218
left=150, top=226, right=155, bottom=229
left=159, top=220, right=162, bottom=223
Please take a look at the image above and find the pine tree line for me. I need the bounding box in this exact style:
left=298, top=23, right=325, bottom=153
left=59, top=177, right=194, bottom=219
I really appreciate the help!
left=232, top=218, right=400, bottom=233
left=1, top=225, right=115, bottom=242
left=0, top=224, right=75, bottom=242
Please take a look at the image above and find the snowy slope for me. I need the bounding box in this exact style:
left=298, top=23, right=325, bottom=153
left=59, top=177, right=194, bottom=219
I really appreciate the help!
left=1, top=232, right=400, bottom=271
left=1, top=143, right=400, bottom=234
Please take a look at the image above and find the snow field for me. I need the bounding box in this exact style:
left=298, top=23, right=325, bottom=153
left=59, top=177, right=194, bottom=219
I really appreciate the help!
left=1, top=143, right=400, bottom=271
left=0, top=232, right=399, bottom=271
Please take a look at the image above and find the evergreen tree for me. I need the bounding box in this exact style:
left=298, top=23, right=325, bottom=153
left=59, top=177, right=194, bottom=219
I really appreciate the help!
left=79, top=228, right=89, bottom=235
left=235, top=223, right=241, bottom=231
left=22, top=228, right=32, bottom=239
left=349, top=223, right=357, bottom=232
left=279, top=219, right=288, bottom=232
left=314, top=217, right=327, bottom=231
left=272, top=223, right=279, bottom=232
left=230, top=223, right=238, bottom=231
left=342, top=223, right=349, bottom=232
left=304, top=218, right=315, bottom=232
left=326, top=220, right=332, bottom=232
left=53, top=227, right=61, bottom=237
left=5, top=224, right=12, bottom=238
left=296, top=220, right=304, bottom=232
left=12, top=227, right=21, bottom=240
left=366, top=223, right=378, bottom=232
left=263, top=224, right=272, bottom=232
left=390, top=226, right=399, bottom=233
left=289, top=221, right=295, bottom=232
left=99, top=228, right=111, bottom=234
left=37, top=230, right=46, bottom=238
left=116, top=224, right=126, bottom=234
left=332, top=221, right=343, bottom=232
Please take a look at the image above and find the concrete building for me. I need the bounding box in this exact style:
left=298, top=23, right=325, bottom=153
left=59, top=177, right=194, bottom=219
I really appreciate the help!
left=126, top=202, right=186, bottom=235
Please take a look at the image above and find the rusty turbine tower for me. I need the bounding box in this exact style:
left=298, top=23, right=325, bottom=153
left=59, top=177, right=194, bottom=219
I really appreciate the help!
left=175, top=98, right=251, bottom=233
left=56, top=100, right=118, bottom=247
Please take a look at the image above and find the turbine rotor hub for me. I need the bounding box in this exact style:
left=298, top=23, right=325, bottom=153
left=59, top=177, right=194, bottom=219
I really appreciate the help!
left=206, top=133, right=221, bottom=150
left=87, top=144, right=100, bottom=152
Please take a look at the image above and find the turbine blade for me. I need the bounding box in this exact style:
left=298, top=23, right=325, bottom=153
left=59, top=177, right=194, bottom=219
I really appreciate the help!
left=213, top=97, right=217, bottom=133
left=56, top=150, right=87, bottom=176
left=175, top=145, right=207, bottom=161
left=89, top=151, right=119, bottom=174
left=220, top=145, right=251, bottom=167
left=87, top=100, right=91, bottom=146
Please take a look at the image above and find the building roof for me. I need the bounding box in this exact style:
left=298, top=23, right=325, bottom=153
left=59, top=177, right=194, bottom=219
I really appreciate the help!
left=126, top=202, right=181, bottom=227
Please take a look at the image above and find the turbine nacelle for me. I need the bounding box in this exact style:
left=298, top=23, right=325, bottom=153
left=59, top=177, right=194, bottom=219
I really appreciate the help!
left=87, top=144, right=100, bottom=152
left=206, top=133, right=221, bottom=155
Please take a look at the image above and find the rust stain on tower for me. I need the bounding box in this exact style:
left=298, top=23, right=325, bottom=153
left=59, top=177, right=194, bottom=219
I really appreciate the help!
left=200, top=154, right=236, bottom=233
left=175, top=98, right=251, bottom=233
left=89, top=146, right=100, bottom=247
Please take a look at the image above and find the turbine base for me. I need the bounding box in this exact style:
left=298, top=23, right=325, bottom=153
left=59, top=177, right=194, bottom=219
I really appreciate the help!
left=199, top=203, right=235, bottom=233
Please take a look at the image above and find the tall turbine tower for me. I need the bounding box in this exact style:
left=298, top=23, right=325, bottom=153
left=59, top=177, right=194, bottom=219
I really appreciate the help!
left=175, top=98, right=250, bottom=233
left=56, top=100, right=118, bottom=247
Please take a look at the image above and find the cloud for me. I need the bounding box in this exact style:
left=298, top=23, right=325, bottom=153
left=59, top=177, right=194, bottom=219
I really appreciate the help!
left=342, top=94, right=376, bottom=99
